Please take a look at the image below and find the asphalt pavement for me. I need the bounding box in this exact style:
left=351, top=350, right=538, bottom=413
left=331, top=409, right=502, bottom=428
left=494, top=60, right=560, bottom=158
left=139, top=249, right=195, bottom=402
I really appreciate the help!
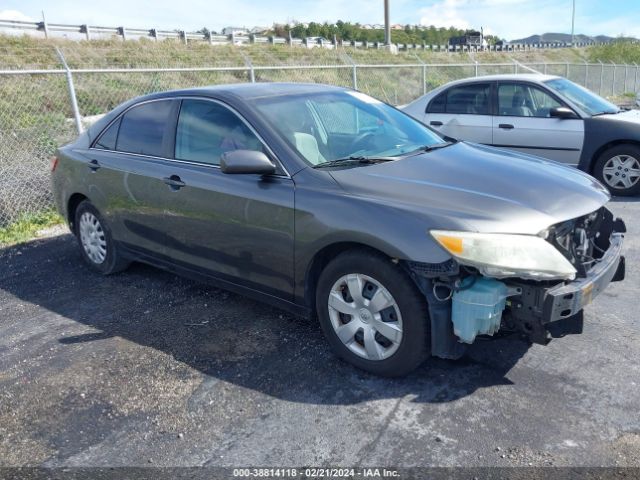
left=0, top=199, right=638, bottom=469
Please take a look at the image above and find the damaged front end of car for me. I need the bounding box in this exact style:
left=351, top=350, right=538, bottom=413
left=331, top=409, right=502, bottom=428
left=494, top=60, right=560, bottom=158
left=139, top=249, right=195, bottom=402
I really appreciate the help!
left=405, top=207, right=626, bottom=359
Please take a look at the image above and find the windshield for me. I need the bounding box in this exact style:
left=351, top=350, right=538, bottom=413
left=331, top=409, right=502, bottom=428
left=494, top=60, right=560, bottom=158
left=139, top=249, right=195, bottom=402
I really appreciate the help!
left=544, top=78, right=619, bottom=116
left=253, top=90, right=446, bottom=167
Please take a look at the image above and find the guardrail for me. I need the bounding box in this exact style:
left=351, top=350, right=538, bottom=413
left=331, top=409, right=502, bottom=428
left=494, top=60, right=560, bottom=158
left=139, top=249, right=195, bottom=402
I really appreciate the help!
left=0, top=17, right=611, bottom=52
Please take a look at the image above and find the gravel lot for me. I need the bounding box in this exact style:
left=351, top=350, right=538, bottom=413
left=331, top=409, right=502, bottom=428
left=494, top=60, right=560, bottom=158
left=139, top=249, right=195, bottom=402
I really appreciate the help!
left=0, top=199, right=638, bottom=470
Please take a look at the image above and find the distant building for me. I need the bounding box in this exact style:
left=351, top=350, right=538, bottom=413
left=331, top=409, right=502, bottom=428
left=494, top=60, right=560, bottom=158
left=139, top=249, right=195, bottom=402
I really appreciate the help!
left=250, top=26, right=269, bottom=34
left=222, top=26, right=249, bottom=36
left=361, top=24, right=373, bottom=30
left=448, top=30, right=486, bottom=47
left=391, top=24, right=404, bottom=30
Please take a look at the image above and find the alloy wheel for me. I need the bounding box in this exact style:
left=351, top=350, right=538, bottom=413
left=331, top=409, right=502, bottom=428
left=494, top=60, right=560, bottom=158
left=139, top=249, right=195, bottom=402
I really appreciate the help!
left=602, top=154, right=640, bottom=190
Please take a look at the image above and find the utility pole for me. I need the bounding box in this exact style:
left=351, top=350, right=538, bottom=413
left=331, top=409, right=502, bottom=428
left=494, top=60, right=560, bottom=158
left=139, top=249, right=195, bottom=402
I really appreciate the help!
left=384, top=0, right=391, bottom=46
left=571, top=0, right=576, bottom=46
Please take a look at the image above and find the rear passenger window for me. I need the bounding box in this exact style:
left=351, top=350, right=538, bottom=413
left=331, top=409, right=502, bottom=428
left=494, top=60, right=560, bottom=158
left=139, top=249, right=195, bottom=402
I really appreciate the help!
left=427, top=93, right=446, bottom=113
left=116, top=100, right=173, bottom=157
left=94, top=118, right=120, bottom=150
left=444, top=84, right=491, bottom=115
left=175, top=99, right=263, bottom=165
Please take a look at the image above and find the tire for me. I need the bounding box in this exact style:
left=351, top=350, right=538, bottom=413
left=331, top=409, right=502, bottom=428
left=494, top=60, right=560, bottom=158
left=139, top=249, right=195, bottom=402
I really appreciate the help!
left=74, top=200, right=130, bottom=275
left=316, top=250, right=429, bottom=377
left=593, top=145, right=640, bottom=197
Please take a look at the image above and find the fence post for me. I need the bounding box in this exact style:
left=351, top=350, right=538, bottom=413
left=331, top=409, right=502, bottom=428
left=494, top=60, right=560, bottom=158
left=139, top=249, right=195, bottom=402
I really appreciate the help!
left=599, top=60, right=604, bottom=95
left=475, top=61, right=478, bottom=77
left=81, top=24, right=91, bottom=41
left=565, top=62, right=569, bottom=78
left=241, top=53, right=255, bottom=83
left=55, top=47, right=83, bottom=135
left=634, top=62, right=639, bottom=94
left=544, top=62, right=548, bottom=74
left=422, top=64, right=427, bottom=94
left=624, top=63, right=629, bottom=93
left=612, top=62, right=616, bottom=96
left=413, top=54, right=427, bottom=95
left=343, top=52, right=358, bottom=90
left=41, top=11, right=49, bottom=39
left=584, top=61, right=588, bottom=88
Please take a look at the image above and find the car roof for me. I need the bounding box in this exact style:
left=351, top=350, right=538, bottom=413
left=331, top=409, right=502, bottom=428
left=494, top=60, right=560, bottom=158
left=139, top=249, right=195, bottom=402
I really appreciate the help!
left=140, top=82, right=349, bottom=102
left=442, top=73, right=561, bottom=86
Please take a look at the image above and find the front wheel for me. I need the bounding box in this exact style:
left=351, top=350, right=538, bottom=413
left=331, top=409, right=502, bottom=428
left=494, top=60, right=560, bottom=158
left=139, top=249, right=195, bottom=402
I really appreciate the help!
left=316, top=250, right=429, bottom=377
left=593, top=145, right=640, bottom=196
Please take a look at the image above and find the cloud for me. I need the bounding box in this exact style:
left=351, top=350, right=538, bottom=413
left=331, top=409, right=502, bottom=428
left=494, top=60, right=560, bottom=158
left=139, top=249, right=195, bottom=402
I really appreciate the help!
left=0, top=9, right=35, bottom=22
left=416, top=0, right=640, bottom=40
left=418, top=0, right=576, bottom=40
left=10, top=0, right=386, bottom=32
left=418, top=0, right=470, bottom=30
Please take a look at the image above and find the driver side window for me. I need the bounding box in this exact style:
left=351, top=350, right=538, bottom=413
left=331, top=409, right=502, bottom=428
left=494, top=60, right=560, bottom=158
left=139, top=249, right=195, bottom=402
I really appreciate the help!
left=175, top=99, right=263, bottom=165
left=498, top=83, right=563, bottom=118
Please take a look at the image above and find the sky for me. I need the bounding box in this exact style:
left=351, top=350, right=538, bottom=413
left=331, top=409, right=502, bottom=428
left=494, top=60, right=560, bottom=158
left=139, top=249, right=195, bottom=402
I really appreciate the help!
left=1, top=0, right=639, bottom=41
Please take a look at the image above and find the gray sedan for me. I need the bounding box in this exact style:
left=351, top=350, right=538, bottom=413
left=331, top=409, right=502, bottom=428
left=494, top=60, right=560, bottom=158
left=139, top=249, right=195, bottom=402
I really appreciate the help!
left=402, top=74, right=640, bottom=196
left=52, top=83, right=626, bottom=377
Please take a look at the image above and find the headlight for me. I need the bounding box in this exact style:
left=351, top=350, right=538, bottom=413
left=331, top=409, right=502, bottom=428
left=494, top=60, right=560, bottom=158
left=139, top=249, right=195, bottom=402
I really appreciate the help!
left=430, top=230, right=577, bottom=280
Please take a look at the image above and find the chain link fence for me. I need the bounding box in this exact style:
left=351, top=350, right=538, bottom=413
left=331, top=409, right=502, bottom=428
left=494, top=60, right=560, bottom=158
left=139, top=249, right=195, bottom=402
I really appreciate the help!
left=2, top=43, right=640, bottom=227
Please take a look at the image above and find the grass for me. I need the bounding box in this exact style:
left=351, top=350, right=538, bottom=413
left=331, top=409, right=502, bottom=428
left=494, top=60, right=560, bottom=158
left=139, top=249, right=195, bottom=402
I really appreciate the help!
left=588, top=41, right=640, bottom=64
left=0, top=210, right=64, bottom=247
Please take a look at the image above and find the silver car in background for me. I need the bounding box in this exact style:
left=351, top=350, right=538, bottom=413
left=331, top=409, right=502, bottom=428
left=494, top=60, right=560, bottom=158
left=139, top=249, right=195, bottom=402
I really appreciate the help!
left=403, top=74, right=640, bottom=196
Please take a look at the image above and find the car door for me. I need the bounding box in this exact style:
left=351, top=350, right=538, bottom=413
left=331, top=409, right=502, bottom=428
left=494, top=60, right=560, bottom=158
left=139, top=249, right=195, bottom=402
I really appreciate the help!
left=157, top=98, right=296, bottom=299
left=88, top=98, right=180, bottom=257
left=492, top=82, right=584, bottom=165
left=423, top=82, right=493, bottom=144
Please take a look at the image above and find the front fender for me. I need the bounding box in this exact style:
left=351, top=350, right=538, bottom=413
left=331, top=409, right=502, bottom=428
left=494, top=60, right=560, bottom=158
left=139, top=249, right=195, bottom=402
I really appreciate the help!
left=293, top=186, right=463, bottom=302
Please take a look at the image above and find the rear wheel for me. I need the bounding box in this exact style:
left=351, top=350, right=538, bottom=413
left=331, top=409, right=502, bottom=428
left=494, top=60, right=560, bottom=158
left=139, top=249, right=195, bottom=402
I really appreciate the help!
left=316, top=250, right=429, bottom=377
left=74, top=200, right=130, bottom=275
left=594, top=145, right=640, bottom=196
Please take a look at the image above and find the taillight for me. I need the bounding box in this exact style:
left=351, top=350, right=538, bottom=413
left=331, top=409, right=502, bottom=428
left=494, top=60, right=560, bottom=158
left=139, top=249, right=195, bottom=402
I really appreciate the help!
left=51, top=156, right=59, bottom=172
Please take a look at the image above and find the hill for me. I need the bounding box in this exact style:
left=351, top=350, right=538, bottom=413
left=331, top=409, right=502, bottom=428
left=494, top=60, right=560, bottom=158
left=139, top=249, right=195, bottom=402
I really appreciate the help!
left=511, top=32, right=623, bottom=44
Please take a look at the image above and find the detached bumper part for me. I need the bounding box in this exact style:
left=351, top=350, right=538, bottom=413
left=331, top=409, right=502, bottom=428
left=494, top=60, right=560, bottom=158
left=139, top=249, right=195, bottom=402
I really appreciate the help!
left=507, top=232, right=625, bottom=344
left=543, top=233, right=624, bottom=323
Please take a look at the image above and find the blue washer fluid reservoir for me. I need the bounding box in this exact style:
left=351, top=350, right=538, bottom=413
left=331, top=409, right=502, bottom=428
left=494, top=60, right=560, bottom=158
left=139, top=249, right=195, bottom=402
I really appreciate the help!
left=451, top=277, right=512, bottom=344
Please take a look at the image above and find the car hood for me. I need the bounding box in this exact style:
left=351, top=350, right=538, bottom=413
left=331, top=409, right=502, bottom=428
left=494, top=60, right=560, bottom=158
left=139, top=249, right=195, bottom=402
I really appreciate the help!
left=598, top=109, right=640, bottom=124
left=328, top=142, right=610, bottom=235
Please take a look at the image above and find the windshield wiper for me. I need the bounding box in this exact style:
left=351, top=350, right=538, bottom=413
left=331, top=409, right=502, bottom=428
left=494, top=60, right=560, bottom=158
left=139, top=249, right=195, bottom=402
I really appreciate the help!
left=405, top=141, right=456, bottom=156
left=592, top=110, right=620, bottom=116
left=312, top=156, right=396, bottom=169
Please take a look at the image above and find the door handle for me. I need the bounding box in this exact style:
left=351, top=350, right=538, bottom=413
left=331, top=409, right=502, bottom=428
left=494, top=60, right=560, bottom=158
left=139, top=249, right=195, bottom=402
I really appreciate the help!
left=88, top=159, right=101, bottom=171
left=430, top=121, right=443, bottom=126
left=163, top=175, right=186, bottom=190
left=498, top=123, right=515, bottom=130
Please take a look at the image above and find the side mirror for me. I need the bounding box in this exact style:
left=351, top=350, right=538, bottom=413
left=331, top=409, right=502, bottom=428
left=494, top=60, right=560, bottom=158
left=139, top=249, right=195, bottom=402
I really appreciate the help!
left=550, top=106, right=578, bottom=119
left=220, top=150, right=276, bottom=175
